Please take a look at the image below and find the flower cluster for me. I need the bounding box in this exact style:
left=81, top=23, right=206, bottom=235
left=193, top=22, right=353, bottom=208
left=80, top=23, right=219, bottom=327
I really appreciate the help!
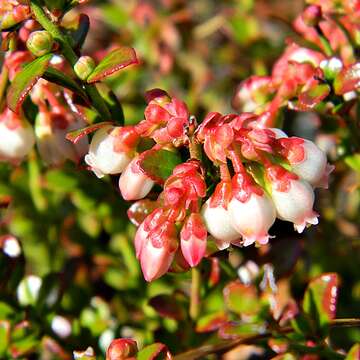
left=232, top=2, right=360, bottom=126
left=83, top=90, right=332, bottom=281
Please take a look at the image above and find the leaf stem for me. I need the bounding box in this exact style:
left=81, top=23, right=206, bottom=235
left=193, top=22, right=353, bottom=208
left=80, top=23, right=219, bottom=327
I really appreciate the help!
left=30, top=0, right=111, bottom=120
left=173, top=318, right=360, bottom=360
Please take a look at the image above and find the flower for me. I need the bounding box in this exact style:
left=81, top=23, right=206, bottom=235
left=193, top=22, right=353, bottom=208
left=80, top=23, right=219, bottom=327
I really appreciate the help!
left=0, top=108, right=35, bottom=164
left=85, top=126, right=136, bottom=178
left=228, top=172, right=276, bottom=246
left=267, top=165, right=318, bottom=233
left=277, top=137, right=332, bottom=188
left=119, top=156, right=155, bottom=201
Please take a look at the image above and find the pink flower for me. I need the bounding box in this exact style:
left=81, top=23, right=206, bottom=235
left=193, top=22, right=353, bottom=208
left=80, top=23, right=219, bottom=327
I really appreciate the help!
left=228, top=173, right=276, bottom=246
left=267, top=166, right=318, bottom=233
left=119, top=156, right=155, bottom=200
left=180, top=213, right=207, bottom=267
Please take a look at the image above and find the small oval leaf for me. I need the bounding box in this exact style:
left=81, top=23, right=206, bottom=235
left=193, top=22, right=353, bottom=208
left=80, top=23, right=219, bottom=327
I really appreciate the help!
left=346, top=344, right=360, bottom=360
left=66, top=121, right=113, bottom=144
left=196, top=312, right=228, bottom=333
left=223, top=281, right=260, bottom=316
left=138, top=149, right=182, bottom=184
left=7, top=54, right=53, bottom=112
left=87, top=46, right=138, bottom=83
left=303, top=273, right=339, bottom=336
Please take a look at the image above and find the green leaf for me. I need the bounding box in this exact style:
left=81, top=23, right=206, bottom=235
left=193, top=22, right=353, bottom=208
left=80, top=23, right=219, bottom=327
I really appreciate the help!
left=196, top=312, right=228, bottom=333
left=344, top=153, right=360, bottom=173
left=87, top=46, right=138, bottom=83
left=7, top=54, right=53, bottom=112
left=0, top=321, right=10, bottom=356
left=136, top=343, right=171, bottom=360
left=346, top=344, right=360, bottom=359
left=223, top=281, right=260, bottom=316
left=96, top=83, right=124, bottom=125
left=138, top=149, right=182, bottom=183
left=43, top=66, right=88, bottom=101
left=66, top=121, right=113, bottom=144
left=218, top=321, right=262, bottom=339
left=303, top=273, right=339, bottom=337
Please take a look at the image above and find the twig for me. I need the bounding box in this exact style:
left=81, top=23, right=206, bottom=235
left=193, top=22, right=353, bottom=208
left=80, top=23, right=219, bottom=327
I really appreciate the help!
left=173, top=318, right=360, bottom=360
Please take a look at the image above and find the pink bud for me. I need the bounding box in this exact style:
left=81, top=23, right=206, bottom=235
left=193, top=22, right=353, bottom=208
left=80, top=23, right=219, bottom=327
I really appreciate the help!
left=140, top=219, right=178, bottom=281
left=228, top=192, right=276, bottom=247
left=106, top=338, right=138, bottom=360
left=271, top=178, right=318, bottom=233
left=201, top=199, right=241, bottom=250
left=119, top=157, right=155, bottom=201
left=180, top=213, right=207, bottom=267
left=278, top=137, right=330, bottom=187
left=85, top=126, right=132, bottom=178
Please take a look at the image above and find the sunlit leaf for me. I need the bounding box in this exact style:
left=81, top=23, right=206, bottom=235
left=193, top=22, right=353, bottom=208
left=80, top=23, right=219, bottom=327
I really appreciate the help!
left=66, top=121, right=113, bottom=144
left=136, top=343, right=171, bottom=360
left=87, top=46, right=138, bottom=83
left=196, top=312, right=228, bottom=333
left=223, top=281, right=260, bottom=316
left=303, top=273, right=339, bottom=336
left=7, top=54, right=52, bottom=112
left=345, top=344, right=360, bottom=360
left=218, top=321, right=262, bottom=339
left=138, top=149, right=182, bottom=183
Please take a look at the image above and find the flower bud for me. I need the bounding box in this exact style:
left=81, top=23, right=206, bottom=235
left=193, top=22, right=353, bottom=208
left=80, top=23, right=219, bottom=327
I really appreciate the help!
left=180, top=213, right=207, bottom=267
left=301, top=5, right=322, bottom=27
left=139, top=218, right=178, bottom=282
left=267, top=166, right=318, bottom=233
left=73, top=347, right=96, bottom=360
left=0, top=108, right=35, bottom=163
left=119, top=157, right=155, bottom=201
left=74, top=56, right=96, bottom=81
left=85, top=126, right=133, bottom=178
left=106, top=338, right=138, bottom=360
left=228, top=193, right=276, bottom=247
left=201, top=199, right=240, bottom=250
left=0, top=5, right=31, bottom=31
left=26, top=31, right=54, bottom=57
left=278, top=137, right=330, bottom=187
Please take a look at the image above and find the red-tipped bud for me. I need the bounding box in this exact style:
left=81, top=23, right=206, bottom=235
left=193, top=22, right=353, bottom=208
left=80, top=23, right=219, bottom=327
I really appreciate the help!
left=106, top=338, right=138, bottom=360
left=180, top=213, right=207, bottom=267
left=119, top=157, right=154, bottom=201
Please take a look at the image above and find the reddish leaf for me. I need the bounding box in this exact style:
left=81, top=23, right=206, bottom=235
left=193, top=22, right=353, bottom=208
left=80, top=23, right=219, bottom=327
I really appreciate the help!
left=334, top=63, right=360, bottom=95
left=87, top=47, right=138, bottom=83
left=127, top=199, right=159, bottom=227
left=346, top=344, right=360, bottom=360
left=66, top=121, right=113, bottom=144
left=196, top=312, right=228, bottom=333
left=223, top=281, right=260, bottom=316
left=303, top=273, right=339, bottom=334
left=7, top=54, right=52, bottom=112
left=148, top=294, right=186, bottom=321
left=298, top=83, right=330, bottom=110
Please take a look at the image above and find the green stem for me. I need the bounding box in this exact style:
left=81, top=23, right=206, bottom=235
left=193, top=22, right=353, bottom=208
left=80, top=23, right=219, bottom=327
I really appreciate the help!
left=173, top=318, right=360, bottom=360
left=189, top=267, right=200, bottom=320
left=315, top=25, right=333, bottom=57
left=30, top=0, right=111, bottom=120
